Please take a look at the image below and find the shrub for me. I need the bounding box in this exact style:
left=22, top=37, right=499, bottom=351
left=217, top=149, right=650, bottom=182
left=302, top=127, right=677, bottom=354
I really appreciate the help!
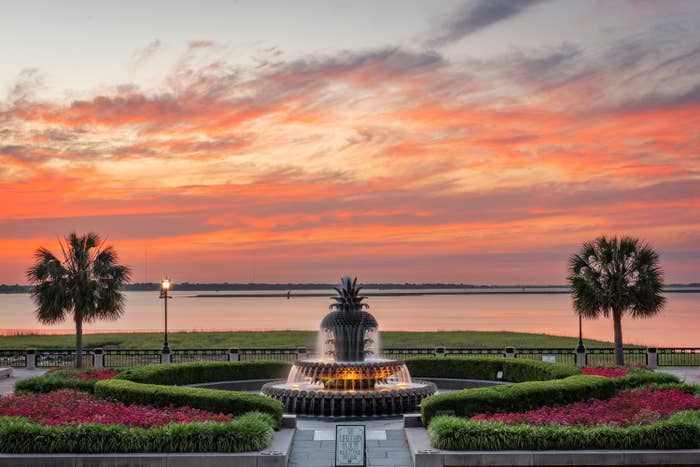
left=14, top=368, right=121, bottom=394
left=421, top=375, right=615, bottom=426
left=406, top=356, right=580, bottom=382
left=95, top=379, right=283, bottom=428
left=420, top=367, right=680, bottom=426
left=0, top=412, right=273, bottom=453
left=428, top=410, right=700, bottom=451
left=115, top=360, right=291, bottom=385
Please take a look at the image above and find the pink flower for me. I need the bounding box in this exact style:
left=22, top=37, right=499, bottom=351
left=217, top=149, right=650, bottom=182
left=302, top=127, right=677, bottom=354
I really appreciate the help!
left=0, top=390, right=234, bottom=427
left=70, top=369, right=120, bottom=381
left=581, top=367, right=629, bottom=378
left=470, top=388, right=700, bottom=427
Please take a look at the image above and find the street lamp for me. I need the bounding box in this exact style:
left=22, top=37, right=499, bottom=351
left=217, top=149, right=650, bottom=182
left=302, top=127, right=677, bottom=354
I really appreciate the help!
left=160, top=277, right=171, bottom=353
left=576, top=312, right=585, bottom=353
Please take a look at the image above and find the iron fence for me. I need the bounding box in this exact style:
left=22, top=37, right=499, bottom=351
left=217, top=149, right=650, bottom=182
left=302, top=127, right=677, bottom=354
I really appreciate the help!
left=172, top=348, right=229, bottom=363
left=445, top=348, right=506, bottom=358
left=585, top=348, right=648, bottom=367
left=380, top=347, right=435, bottom=360
left=658, top=348, right=700, bottom=367
left=513, top=348, right=577, bottom=365
left=0, top=349, right=26, bottom=368
left=238, top=348, right=300, bottom=362
left=103, top=349, right=162, bottom=367
left=4, top=346, right=699, bottom=368
left=36, top=350, right=93, bottom=368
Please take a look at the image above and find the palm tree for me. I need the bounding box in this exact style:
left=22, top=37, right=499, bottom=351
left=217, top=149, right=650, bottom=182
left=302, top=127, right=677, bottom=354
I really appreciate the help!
left=567, top=236, right=664, bottom=365
left=26, top=232, right=131, bottom=368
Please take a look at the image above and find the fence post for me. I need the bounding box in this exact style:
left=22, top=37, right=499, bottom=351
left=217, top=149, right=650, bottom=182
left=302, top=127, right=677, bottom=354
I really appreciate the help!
left=161, top=350, right=171, bottom=364
left=93, top=348, right=104, bottom=368
left=297, top=347, right=307, bottom=360
left=504, top=347, right=516, bottom=359
left=434, top=347, right=446, bottom=357
left=228, top=348, right=240, bottom=362
left=646, top=348, right=657, bottom=369
left=26, top=349, right=36, bottom=370
left=575, top=349, right=587, bottom=367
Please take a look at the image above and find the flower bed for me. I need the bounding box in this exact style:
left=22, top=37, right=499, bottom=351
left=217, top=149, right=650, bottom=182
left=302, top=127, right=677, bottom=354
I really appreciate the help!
left=0, top=389, right=232, bottom=428
left=581, top=367, right=629, bottom=378
left=471, top=388, right=700, bottom=426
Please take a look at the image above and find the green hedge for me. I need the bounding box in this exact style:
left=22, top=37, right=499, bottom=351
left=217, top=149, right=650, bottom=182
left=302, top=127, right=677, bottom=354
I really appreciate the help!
left=95, top=379, right=284, bottom=428
left=421, top=369, right=679, bottom=426
left=428, top=410, right=700, bottom=450
left=115, top=360, right=291, bottom=385
left=14, top=369, right=122, bottom=394
left=0, top=412, right=273, bottom=453
left=406, top=356, right=580, bottom=382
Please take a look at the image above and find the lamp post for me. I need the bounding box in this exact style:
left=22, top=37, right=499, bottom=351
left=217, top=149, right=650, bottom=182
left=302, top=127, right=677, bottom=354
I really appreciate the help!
left=576, top=312, right=585, bottom=353
left=160, top=277, right=171, bottom=353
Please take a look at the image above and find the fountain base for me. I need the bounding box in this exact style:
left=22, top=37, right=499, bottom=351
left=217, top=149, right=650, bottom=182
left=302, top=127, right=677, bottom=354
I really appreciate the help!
left=261, top=358, right=437, bottom=417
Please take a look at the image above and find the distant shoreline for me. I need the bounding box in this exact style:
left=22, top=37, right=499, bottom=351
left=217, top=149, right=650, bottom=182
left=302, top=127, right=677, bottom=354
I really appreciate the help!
left=191, top=289, right=700, bottom=298
left=1, top=283, right=699, bottom=294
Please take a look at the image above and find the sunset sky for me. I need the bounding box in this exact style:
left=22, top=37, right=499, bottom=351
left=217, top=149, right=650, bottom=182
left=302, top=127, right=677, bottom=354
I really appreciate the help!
left=1, top=0, right=699, bottom=285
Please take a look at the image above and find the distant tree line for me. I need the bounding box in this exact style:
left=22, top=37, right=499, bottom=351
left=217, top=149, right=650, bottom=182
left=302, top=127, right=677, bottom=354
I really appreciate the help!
left=2, top=282, right=698, bottom=294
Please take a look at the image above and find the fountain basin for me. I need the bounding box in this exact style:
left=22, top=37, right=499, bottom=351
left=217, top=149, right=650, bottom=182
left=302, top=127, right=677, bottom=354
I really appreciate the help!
left=261, top=379, right=437, bottom=417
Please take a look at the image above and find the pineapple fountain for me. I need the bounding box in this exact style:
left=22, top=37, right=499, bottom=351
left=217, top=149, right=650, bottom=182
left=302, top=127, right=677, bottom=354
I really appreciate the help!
left=262, top=276, right=436, bottom=417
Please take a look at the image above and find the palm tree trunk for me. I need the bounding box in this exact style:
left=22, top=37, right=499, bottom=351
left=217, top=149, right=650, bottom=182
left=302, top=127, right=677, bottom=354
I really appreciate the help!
left=75, top=315, right=83, bottom=369
left=613, top=310, right=624, bottom=366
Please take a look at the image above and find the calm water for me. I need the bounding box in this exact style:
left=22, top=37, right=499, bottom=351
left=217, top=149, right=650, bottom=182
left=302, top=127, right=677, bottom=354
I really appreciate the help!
left=1, top=290, right=698, bottom=346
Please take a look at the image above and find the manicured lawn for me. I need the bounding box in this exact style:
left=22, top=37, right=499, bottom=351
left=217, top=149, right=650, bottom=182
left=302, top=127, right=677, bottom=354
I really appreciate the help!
left=0, top=330, right=615, bottom=349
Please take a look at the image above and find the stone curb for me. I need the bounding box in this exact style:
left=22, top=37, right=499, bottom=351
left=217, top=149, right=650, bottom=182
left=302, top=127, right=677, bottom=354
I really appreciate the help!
left=0, top=428, right=294, bottom=467
left=0, top=367, right=12, bottom=379
left=405, top=427, right=700, bottom=466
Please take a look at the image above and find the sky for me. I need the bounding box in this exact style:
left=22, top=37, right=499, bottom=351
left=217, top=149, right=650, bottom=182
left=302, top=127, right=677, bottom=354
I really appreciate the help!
left=1, top=0, right=699, bottom=285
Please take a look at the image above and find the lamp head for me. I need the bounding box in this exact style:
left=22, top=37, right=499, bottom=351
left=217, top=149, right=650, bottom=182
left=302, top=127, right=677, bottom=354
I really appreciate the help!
left=161, top=277, right=171, bottom=291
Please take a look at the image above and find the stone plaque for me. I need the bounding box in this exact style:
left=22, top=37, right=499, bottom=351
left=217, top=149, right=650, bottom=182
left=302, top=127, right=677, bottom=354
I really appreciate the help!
left=335, top=425, right=366, bottom=466
left=542, top=355, right=556, bottom=363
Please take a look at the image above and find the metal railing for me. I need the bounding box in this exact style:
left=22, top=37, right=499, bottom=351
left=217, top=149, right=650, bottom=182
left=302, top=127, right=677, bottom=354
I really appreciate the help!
left=4, top=346, right=698, bottom=368
left=0, top=349, right=26, bottom=368
left=172, top=348, right=229, bottom=364
left=103, top=349, right=161, bottom=367
left=658, top=348, right=700, bottom=367
left=36, top=350, right=94, bottom=368
left=512, top=348, right=577, bottom=365
left=585, top=348, right=648, bottom=367
left=237, top=348, right=300, bottom=362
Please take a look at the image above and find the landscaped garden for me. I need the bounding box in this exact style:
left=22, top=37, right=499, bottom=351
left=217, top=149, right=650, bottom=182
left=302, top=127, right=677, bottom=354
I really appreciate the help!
left=0, top=361, right=289, bottom=453
left=416, top=357, right=700, bottom=451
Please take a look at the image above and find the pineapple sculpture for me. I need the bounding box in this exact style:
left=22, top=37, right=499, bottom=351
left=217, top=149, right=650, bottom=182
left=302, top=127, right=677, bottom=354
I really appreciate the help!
left=320, top=276, right=378, bottom=361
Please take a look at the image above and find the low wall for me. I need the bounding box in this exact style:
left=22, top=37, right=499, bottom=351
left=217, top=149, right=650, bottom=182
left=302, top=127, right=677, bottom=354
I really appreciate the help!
left=406, top=427, right=700, bottom=467
left=0, top=427, right=294, bottom=467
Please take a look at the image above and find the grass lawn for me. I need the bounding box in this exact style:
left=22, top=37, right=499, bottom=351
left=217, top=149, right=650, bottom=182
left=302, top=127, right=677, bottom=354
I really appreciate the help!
left=0, top=330, right=615, bottom=349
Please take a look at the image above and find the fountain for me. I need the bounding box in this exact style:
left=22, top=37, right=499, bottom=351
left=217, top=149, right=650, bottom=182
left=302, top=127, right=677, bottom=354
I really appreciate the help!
left=262, top=276, right=436, bottom=416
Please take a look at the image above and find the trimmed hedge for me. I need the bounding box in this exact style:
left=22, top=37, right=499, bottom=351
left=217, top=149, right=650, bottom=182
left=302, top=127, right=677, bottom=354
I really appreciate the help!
left=421, top=369, right=679, bottom=426
left=0, top=412, right=274, bottom=453
left=14, top=369, right=122, bottom=394
left=95, top=379, right=284, bottom=428
left=428, top=410, right=700, bottom=450
left=115, top=360, right=291, bottom=385
left=406, top=356, right=580, bottom=382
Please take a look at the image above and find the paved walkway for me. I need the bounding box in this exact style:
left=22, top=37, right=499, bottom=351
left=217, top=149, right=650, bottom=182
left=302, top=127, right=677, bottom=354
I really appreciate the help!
left=0, top=368, right=47, bottom=396
left=290, top=418, right=411, bottom=467
left=656, top=367, right=700, bottom=384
